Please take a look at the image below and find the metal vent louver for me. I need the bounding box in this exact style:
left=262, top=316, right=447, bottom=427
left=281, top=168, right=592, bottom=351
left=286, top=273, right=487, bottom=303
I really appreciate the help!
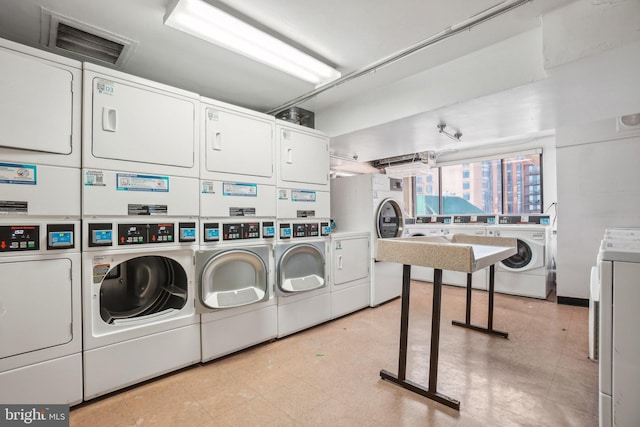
left=41, top=8, right=137, bottom=67
left=55, top=23, right=124, bottom=64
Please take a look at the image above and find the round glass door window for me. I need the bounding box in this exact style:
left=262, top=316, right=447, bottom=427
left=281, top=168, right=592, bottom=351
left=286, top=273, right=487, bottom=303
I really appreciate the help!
left=376, top=199, right=404, bottom=238
left=99, top=256, right=188, bottom=323
left=501, top=239, right=533, bottom=269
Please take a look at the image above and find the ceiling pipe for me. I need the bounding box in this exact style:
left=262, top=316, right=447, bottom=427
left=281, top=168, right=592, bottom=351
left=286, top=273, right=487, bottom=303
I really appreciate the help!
left=266, top=0, right=532, bottom=116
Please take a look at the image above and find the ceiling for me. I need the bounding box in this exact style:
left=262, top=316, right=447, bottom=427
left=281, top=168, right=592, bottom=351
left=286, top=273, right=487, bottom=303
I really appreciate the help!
left=0, top=0, right=637, bottom=170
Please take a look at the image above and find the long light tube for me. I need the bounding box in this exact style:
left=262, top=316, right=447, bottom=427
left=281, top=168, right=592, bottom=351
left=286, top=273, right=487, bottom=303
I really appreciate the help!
left=164, top=0, right=341, bottom=86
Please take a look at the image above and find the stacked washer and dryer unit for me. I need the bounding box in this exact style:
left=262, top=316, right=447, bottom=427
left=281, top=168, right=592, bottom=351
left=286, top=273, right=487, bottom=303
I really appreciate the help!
left=81, top=64, right=201, bottom=399
left=331, top=174, right=406, bottom=307
left=196, top=98, right=278, bottom=361
left=274, top=122, right=332, bottom=337
left=0, top=39, right=83, bottom=405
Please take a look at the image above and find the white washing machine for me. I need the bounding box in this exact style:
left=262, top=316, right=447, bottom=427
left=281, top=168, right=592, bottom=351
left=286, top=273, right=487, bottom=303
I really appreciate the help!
left=404, top=216, right=451, bottom=282
left=0, top=220, right=82, bottom=405
left=275, top=220, right=331, bottom=337
left=488, top=215, right=552, bottom=299
left=196, top=219, right=277, bottom=362
left=330, top=231, right=370, bottom=319
left=82, top=63, right=199, bottom=218
left=331, top=174, right=406, bottom=306
left=443, top=215, right=496, bottom=290
left=82, top=219, right=200, bottom=400
left=0, top=37, right=81, bottom=217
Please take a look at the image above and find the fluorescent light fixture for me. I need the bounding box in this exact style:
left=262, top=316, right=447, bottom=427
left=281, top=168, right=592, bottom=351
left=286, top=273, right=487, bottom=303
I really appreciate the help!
left=164, top=0, right=341, bottom=86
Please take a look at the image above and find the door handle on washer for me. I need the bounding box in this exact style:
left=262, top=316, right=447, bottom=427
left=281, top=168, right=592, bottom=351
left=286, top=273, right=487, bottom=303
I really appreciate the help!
left=337, top=255, right=343, bottom=269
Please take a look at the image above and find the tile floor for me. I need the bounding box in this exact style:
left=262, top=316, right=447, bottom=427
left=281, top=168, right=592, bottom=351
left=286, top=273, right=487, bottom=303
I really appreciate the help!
left=70, top=282, right=598, bottom=426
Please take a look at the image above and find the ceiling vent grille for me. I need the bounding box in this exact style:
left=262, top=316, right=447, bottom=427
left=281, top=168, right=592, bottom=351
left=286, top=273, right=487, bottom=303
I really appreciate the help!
left=41, top=8, right=137, bottom=67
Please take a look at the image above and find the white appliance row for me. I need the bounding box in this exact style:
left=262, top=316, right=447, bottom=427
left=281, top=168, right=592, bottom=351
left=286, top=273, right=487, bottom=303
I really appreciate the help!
left=404, top=214, right=553, bottom=299
left=596, top=229, right=640, bottom=427
left=0, top=35, right=341, bottom=406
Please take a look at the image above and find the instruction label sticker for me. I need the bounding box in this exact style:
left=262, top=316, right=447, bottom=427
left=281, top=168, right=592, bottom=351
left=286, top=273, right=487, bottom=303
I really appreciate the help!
left=201, top=180, right=216, bottom=194
left=0, top=163, right=36, bottom=185
left=223, top=182, right=257, bottom=197
left=116, top=174, right=169, bottom=192
left=95, top=79, right=115, bottom=96
left=84, top=170, right=106, bottom=186
left=207, top=109, right=219, bottom=121
left=278, top=189, right=289, bottom=200
left=292, top=190, right=316, bottom=202
left=0, top=201, right=28, bottom=215
left=93, top=262, right=110, bottom=284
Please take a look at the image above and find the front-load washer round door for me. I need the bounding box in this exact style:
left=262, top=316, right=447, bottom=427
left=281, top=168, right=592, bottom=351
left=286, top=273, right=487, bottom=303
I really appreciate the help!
left=499, top=239, right=542, bottom=272
left=199, top=249, right=268, bottom=309
left=376, top=198, right=404, bottom=238
left=99, top=256, right=188, bottom=324
left=277, top=243, right=326, bottom=294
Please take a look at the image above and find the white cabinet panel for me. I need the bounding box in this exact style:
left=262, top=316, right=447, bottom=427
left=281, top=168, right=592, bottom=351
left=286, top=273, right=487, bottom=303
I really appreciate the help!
left=333, top=235, right=369, bottom=286
left=202, top=101, right=274, bottom=182
left=0, top=39, right=81, bottom=169
left=0, top=259, right=72, bottom=358
left=83, top=64, right=198, bottom=177
left=277, top=123, right=329, bottom=189
left=0, top=48, right=74, bottom=155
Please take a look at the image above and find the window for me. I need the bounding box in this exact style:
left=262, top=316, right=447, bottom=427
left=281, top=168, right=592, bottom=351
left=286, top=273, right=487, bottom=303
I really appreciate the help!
left=440, top=160, right=502, bottom=214
left=502, top=154, right=542, bottom=214
left=413, top=169, right=440, bottom=215
left=411, top=151, right=542, bottom=215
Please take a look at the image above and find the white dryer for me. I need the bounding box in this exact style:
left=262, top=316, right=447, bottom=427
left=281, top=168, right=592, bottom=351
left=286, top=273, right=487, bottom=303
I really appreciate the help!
left=275, top=220, right=331, bottom=337
left=488, top=215, right=552, bottom=299
left=199, top=96, right=276, bottom=219
left=443, top=215, right=496, bottom=290
left=0, top=38, right=81, bottom=217
left=331, top=174, right=406, bottom=306
left=404, top=216, right=451, bottom=283
left=330, top=232, right=370, bottom=319
left=82, top=219, right=200, bottom=400
left=196, top=219, right=277, bottom=362
left=82, top=63, right=199, bottom=218
left=0, top=220, right=82, bottom=405
left=274, top=121, right=331, bottom=337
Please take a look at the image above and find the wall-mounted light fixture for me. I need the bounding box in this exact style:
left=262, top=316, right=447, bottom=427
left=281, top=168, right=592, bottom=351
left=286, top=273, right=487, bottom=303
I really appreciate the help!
left=164, top=0, right=341, bottom=86
left=437, top=123, right=462, bottom=142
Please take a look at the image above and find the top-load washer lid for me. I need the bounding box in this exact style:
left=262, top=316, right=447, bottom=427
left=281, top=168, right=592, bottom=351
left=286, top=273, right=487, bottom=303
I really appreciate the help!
left=99, top=256, right=188, bottom=324
left=501, top=239, right=533, bottom=269
left=198, top=249, right=268, bottom=309
left=376, top=198, right=404, bottom=238
left=277, top=243, right=325, bottom=293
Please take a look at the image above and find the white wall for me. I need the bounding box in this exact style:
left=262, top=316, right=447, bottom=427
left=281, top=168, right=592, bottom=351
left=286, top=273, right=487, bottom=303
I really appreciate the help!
left=556, top=118, right=640, bottom=299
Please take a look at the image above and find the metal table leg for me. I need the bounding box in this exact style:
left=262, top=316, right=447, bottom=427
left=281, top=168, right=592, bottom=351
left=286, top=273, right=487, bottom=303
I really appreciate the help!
left=380, top=266, right=461, bottom=410
left=451, top=265, right=508, bottom=338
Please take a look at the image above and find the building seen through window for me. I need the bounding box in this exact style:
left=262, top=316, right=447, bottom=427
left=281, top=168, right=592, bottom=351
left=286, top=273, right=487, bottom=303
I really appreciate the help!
left=412, top=153, right=542, bottom=215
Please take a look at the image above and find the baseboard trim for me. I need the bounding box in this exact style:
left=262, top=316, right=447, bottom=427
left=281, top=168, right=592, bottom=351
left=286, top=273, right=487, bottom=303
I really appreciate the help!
left=557, top=296, right=589, bottom=307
